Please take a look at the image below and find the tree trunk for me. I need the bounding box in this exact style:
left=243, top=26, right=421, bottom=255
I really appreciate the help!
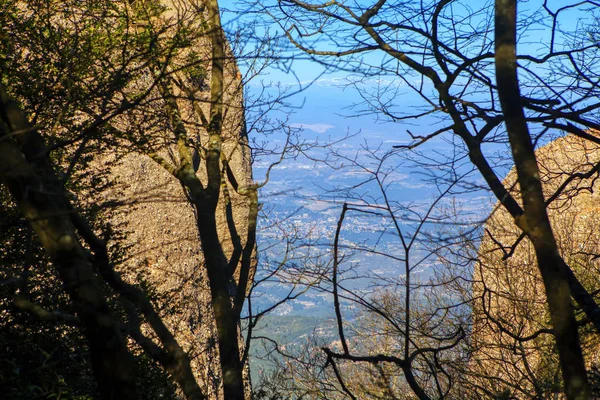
left=0, top=86, right=139, bottom=399
left=494, top=2, right=590, bottom=398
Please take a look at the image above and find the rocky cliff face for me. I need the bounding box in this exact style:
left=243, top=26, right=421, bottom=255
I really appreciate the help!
left=472, top=134, right=600, bottom=396
left=1, top=0, right=254, bottom=398
left=87, top=1, right=254, bottom=398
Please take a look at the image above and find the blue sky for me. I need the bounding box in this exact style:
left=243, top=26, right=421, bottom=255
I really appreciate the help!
left=219, top=0, right=599, bottom=191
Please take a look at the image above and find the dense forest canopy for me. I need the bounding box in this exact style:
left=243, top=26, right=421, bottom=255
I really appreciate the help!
left=1, top=0, right=600, bottom=399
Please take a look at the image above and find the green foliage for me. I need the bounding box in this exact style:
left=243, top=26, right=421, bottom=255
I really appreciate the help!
left=185, top=51, right=209, bottom=91
left=0, top=189, right=94, bottom=397
left=0, top=2, right=192, bottom=395
left=0, top=318, right=95, bottom=399
left=0, top=0, right=171, bottom=157
left=0, top=186, right=176, bottom=398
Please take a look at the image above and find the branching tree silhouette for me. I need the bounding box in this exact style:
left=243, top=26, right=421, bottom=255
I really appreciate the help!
left=0, top=0, right=295, bottom=399
left=248, top=139, right=482, bottom=399
left=258, top=0, right=600, bottom=398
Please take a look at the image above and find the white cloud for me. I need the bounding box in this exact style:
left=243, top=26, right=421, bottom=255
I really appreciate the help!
left=290, top=123, right=334, bottom=133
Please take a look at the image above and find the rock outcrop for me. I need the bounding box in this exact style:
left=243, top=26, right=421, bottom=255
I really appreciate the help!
left=87, top=1, right=254, bottom=398
left=472, top=133, right=600, bottom=397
